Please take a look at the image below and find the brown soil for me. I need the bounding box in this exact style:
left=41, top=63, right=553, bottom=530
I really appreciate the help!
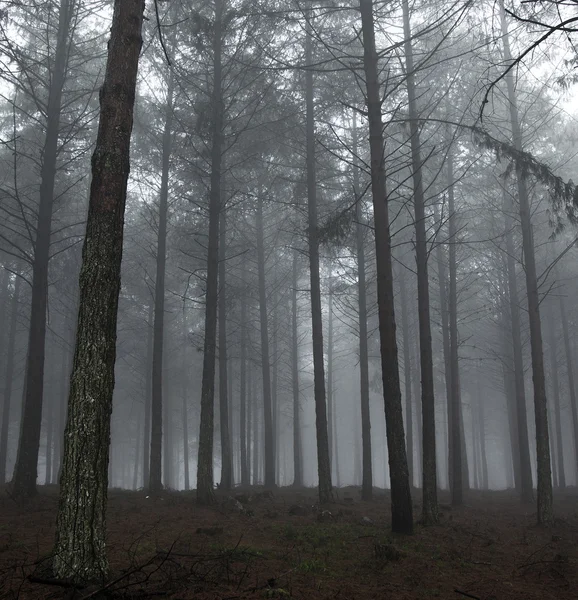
left=1, top=485, right=577, bottom=599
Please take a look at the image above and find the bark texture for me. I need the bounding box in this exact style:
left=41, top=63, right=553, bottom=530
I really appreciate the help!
left=196, top=0, right=224, bottom=505
left=52, top=0, right=144, bottom=582
left=305, top=15, right=332, bottom=504
left=352, top=114, right=373, bottom=500
left=359, top=0, right=413, bottom=533
left=149, top=73, right=174, bottom=493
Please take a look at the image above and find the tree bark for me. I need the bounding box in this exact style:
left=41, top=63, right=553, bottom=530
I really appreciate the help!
left=500, top=0, right=553, bottom=525
left=559, top=296, right=578, bottom=484
left=399, top=265, right=414, bottom=488
left=240, top=268, right=249, bottom=486
left=0, top=275, right=21, bottom=485
left=196, top=0, right=224, bottom=505
left=401, top=0, right=438, bottom=524
left=502, top=189, right=534, bottom=501
left=291, top=249, right=303, bottom=487
left=327, top=274, right=334, bottom=480
left=305, top=14, right=332, bottom=504
left=143, top=301, right=153, bottom=490
left=359, top=0, right=413, bottom=533
left=219, top=209, right=232, bottom=489
left=547, top=306, right=565, bottom=487
left=149, top=73, right=174, bottom=494
left=52, top=0, right=144, bottom=582
left=352, top=114, right=373, bottom=500
left=182, top=309, right=190, bottom=491
left=256, top=193, right=275, bottom=488
left=12, top=0, right=73, bottom=498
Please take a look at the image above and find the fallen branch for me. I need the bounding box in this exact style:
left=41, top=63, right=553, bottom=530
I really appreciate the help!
left=454, top=590, right=481, bottom=600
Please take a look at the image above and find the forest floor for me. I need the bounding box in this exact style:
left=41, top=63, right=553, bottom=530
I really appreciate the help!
left=0, top=485, right=577, bottom=599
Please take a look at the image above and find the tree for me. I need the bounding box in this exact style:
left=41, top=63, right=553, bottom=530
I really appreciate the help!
left=53, top=0, right=145, bottom=582
left=359, top=0, right=413, bottom=534
left=499, top=0, right=553, bottom=525
left=11, top=0, right=76, bottom=498
left=304, top=11, right=332, bottom=505
left=401, top=0, right=438, bottom=523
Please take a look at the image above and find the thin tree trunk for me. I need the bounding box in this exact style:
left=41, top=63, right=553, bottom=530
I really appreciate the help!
left=240, top=272, right=249, bottom=486
left=272, top=258, right=279, bottom=484
left=547, top=307, right=565, bottom=487
left=359, top=0, right=413, bottom=533
left=327, top=275, right=334, bottom=480
left=0, top=276, right=21, bottom=484
left=401, top=0, right=437, bottom=524
left=45, top=388, right=53, bottom=484
left=143, top=301, right=153, bottom=490
left=305, top=14, right=332, bottom=504
left=182, top=309, right=190, bottom=491
left=399, top=266, right=413, bottom=488
left=477, top=377, right=488, bottom=490
left=500, top=0, right=553, bottom=524
left=447, top=150, right=463, bottom=506
left=196, top=0, right=224, bottom=505
left=163, top=347, right=172, bottom=488
left=502, top=191, right=534, bottom=501
left=247, top=357, right=252, bottom=484
left=434, top=205, right=453, bottom=492
left=219, top=209, right=232, bottom=489
left=352, top=113, right=372, bottom=500
left=12, top=0, right=73, bottom=498
left=292, top=249, right=303, bottom=487
left=503, top=195, right=534, bottom=503
left=53, top=0, right=144, bottom=581
left=256, top=193, right=275, bottom=488
left=149, top=73, right=174, bottom=493
left=133, top=408, right=141, bottom=490
left=559, top=296, right=578, bottom=484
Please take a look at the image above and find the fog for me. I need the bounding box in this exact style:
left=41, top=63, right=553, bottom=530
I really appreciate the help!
left=0, top=1, right=577, bottom=589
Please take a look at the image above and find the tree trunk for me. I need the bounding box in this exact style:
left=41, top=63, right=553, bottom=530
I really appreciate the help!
left=359, top=0, right=413, bottom=533
left=476, top=373, right=489, bottom=489
left=502, top=190, right=534, bottom=501
left=559, top=297, right=578, bottom=484
left=305, top=15, right=332, bottom=504
left=352, top=113, right=373, bottom=500
left=196, top=0, right=224, bottom=505
left=182, top=309, right=190, bottom=491
left=292, top=249, right=303, bottom=487
left=327, top=275, right=334, bottom=480
left=149, top=73, right=173, bottom=494
left=247, top=357, right=253, bottom=483
left=219, top=209, right=232, bottom=489
left=256, top=193, right=275, bottom=488
left=52, top=0, right=144, bottom=582
left=500, top=0, right=553, bottom=525
left=433, top=205, right=453, bottom=492
left=399, top=266, right=413, bottom=488
left=143, top=301, right=153, bottom=490
left=0, top=275, right=21, bottom=484
left=401, top=0, right=437, bottom=524
left=12, top=0, right=73, bottom=498
left=45, top=388, right=53, bottom=484
left=133, top=408, right=141, bottom=490
left=240, top=271, right=249, bottom=487
left=447, top=150, right=464, bottom=506
left=547, top=307, right=565, bottom=487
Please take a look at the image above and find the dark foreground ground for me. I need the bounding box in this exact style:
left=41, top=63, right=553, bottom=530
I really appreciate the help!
left=1, top=485, right=577, bottom=599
